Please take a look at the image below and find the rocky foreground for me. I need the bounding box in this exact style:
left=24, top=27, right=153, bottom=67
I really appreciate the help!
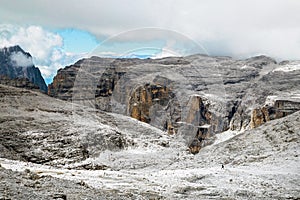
left=0, top=84, right=299, bottom=199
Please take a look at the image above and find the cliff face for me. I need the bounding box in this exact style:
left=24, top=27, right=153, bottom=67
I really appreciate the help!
left=48, top=55, right=300, bottom=152
left=0, top=45, right=47, bottom=93
left=251, top=99, right=300, bottom=128
left=129, top=79, right=181, bottom=135
left=0, top=75, right=40, bottom=91
left=47, top=65, right=79, bottom=100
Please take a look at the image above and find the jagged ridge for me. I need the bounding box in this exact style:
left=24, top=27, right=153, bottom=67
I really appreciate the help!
left=0, top=45, right=47, bottom=92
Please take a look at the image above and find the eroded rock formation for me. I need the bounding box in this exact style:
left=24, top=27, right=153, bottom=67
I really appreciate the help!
left=251, top=99, right=300, bottom=128
left=48, top=55, right=300, bottom=152
left=0, top=84, right=133, bottom=165
left=47, top=65, right=79, bottom=100
left=0, top=75, right=40, bottom=91
left=129, top=81, right=180, bottom=134
left=185, top=95, right=212, bottom=153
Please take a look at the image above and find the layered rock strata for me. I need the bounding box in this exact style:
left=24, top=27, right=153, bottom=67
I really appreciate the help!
left=48, top=55, right=300, bottom=152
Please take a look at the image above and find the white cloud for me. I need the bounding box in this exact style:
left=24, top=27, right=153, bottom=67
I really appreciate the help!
left=151, top=48, right=180, bottom=59
left=10, top=52, right=33, bottom=67
left=37, top=65, right=54, bottom=78
left=51, top=50, right=62, bottom=62
left=0, top=24, right=62, bottom=60
left=91, top=28, right=208, bottom=59
left=0, top=24, right=85, bottom=82
left=1, top=0, right=300, bottom=60
left=152, top=39, right=186, bottom=59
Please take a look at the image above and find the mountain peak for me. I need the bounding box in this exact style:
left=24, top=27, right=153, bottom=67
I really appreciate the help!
left=0, top=45, right=47, bottom=92
left=1, top=45, right=23, bottom=54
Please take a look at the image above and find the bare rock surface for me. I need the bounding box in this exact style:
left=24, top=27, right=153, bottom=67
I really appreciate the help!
left=48, top=55, right=300, bottom=150
left=0, top=84, right=168, bottom=166
left=0, top=54, right=300, bottom=199
left=0, top=166, right=134, bottom=200
left=0, top=105, right=299, bottom=199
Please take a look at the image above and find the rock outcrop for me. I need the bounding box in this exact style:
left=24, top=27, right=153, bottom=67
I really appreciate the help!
left=0, top=84, right=169, bottom=165
left=185, top=95, right=212, bottom=153
left=47, top=65, right=79, bottom=100
left=0, top=45, right=47, bottom=93
left=251, top=99, right=300, bottom=128
left=48, top=55, right=300, bottom=151
left=129, top=77, right=181, bottom=135
left=0, top=75, right=40, bottom=91
left=0, top=84, right=127, bottom=165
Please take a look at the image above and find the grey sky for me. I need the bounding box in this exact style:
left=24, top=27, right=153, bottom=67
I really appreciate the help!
left=1, top=0, right=300, bottom=60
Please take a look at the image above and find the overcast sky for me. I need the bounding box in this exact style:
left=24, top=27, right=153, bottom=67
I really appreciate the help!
left=0, top=0, right=300, bottom=83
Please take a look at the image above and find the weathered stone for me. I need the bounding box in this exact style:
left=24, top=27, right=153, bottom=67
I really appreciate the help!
left=0, top=166, right=133, bottom=199
left=47, top=55, right=300, bottom=152
left=0, top=75, right=40, bottom=91
left=251, top=99, right=300, bottom=128
left=0, top=84, right=130, bottom=165
left=128, top=81, right=180, bottom=134
left=0, top=84, right=169, bottom=165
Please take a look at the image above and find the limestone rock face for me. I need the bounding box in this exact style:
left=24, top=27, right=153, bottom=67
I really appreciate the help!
left=251, top=107, right=270, bottom=129
left=251, top=99, right=300, bottom=128
left=47, top=65, right=79, bottom=100
left=48, top=55, right=300, bottom=150
left=0, top=75, right=40, bottom=91
left=0, top=46, right=47, bottom=92
left=129, top=78, right=180, bottom=134
left=185, top=95, right=213, bottom=153
left=0, top=84, right=168, bottom=165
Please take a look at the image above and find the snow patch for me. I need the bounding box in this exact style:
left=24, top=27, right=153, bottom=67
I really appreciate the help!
left=265, top=95, right=278, bottom=106
left=273, top=64, right=300, bottom=72
left=265, top=93, right=300, bottom=106
left=213, top=130, right=243, bottom=145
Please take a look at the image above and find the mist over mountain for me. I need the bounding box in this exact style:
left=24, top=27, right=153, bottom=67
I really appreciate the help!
left=0, top=45, right=47, bottom=92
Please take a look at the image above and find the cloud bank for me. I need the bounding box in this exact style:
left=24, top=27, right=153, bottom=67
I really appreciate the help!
left=1, top=0, right=300, bottom=60
left=0, top=24, right=85, bottom=83
left=0, top=0, right=300, bottom=84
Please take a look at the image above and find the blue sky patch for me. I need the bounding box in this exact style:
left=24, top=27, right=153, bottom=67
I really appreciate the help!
left=56, top=28, right=100, bottom=54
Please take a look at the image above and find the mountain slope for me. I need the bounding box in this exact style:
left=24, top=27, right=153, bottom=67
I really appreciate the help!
left=0, top=84, right=169, bottom=166
left=0, top=83, right=299, bottom=199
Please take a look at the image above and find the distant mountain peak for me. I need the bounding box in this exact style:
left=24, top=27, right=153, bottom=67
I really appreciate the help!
left=0, top=45, right=47, bottom=92
left=1, top=45, right=26, bottom=55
